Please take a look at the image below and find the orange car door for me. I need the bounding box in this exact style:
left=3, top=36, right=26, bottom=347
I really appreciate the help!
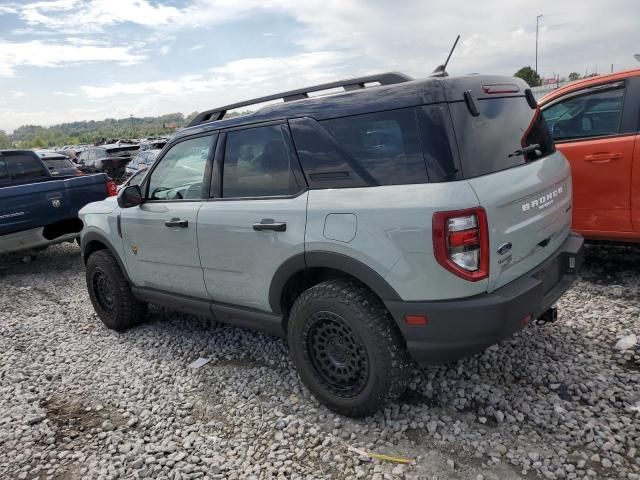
left=633, top=133, right=640, bottom=232
left=542, top=80, right=634, bottom=235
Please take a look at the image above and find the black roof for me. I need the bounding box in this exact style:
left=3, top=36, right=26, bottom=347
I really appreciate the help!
left=175, top=72, right=528, bottom=139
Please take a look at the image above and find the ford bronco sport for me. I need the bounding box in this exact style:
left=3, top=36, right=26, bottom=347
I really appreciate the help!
left=80, top=72, right=584, bottom=417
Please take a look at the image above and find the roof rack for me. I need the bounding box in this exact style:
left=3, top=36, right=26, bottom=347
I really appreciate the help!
left=187, top=72, right=413, bottom=127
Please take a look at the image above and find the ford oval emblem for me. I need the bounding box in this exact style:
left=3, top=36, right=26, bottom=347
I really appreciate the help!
left=497, top=242, right=512, bottom=255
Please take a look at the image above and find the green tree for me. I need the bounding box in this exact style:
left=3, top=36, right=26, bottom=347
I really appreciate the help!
left=568, top=72, right=581, bottom=82
left=514, top=66, right=541, bottom=87
left=0, top=129, right=11, bottom=148
left=32, top=137, right=46, bottom=148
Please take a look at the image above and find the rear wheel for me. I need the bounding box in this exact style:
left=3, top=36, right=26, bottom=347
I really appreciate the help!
left=288, top=279, right=411, bottom=417
left=86, top=250, right=147, bottom=331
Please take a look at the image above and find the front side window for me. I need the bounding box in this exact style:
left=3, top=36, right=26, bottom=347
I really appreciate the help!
left=128, top=168, right=146, bottom=187
left=148, top=135, right=214, bottom=200
left=542, top=83, right=625, bottom=141
left=319, top=109, right=427, bottom=186
left=222, top=125, right=298, bottom=198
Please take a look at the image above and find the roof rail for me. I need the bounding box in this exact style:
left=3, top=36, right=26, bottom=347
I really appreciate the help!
left=187, top=72, right=413, bottom=127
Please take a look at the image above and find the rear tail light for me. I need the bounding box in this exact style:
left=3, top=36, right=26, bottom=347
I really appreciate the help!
left=432, top=207, right=489, bottom=281
left=106, top=179, right=118, bottom=197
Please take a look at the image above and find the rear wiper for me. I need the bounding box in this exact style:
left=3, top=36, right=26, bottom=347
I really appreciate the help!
left=509, top=143, right=541, bottom=158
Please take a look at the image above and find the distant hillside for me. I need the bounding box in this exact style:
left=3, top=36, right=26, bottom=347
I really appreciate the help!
left=10, top=112, right=200, bottom=149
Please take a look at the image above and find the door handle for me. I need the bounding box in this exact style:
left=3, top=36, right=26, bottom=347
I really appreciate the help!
left=253, top=220, right=287, bottom=232
left=584, top=152, right=622, bottom=163
left=164, top=218, right=188, bottom=228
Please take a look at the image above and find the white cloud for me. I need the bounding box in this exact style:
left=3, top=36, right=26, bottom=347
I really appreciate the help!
left=159, top=45, right=171, bottom=55
left=0, top=4, right=18, bottom=14
left=81, top=51, right=349, bottom=99
left=2, top=0, right=639, bottom=132
left=164, top=0, right=640, bottom=78
left=0, top=40, right=145, bottom=77
left=19, top=0, right=181, bottom=32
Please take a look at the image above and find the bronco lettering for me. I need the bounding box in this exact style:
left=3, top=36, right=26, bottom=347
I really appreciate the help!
left=522, top=186, right=563, bottom=212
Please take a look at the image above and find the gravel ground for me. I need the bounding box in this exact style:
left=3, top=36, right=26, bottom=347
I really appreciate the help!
left=0, top=243, right=638, bottom=480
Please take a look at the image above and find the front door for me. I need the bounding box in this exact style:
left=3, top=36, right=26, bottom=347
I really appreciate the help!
left=633, top=134, right=640, bottom=233
left=542, top=80, right=633, bottom=234
left=197, top=123, right=308, bottom=312
left=120, top=134, right=216, bottom=298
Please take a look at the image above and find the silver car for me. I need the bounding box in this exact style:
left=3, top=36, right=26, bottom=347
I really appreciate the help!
left=79, top=72, right=584, bottom=417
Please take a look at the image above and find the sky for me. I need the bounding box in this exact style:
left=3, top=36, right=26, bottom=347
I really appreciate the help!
left=0, top=0, right=638, bottom=132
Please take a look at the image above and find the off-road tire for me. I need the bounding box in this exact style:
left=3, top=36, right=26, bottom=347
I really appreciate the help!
left=86, top=249, right=147, bottom=331
left=288, top=279, right=411, bottom=417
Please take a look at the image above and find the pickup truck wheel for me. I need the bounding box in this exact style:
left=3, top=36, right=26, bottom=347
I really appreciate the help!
left=86, top=250, right=147, bottom=331
left=288, top=279, right=411, bottom=417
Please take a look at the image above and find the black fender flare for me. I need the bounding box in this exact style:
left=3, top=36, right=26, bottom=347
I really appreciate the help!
left=268, top=251, right=401, bottom=314
left=81, top=231, right=132, bottom=284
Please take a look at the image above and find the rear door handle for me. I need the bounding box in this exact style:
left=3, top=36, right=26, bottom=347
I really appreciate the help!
left=164, top=218, right=188, bottom=228
left=253, top=220, right=286, bottom=232
left=584, top=152, right=622, bottom=163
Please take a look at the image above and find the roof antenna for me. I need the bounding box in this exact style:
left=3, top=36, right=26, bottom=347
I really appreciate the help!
left=431, top=34, right=460, bottom=77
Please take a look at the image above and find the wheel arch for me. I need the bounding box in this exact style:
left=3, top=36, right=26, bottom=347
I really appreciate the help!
left=82, top=231, right=132, bottom=284
left=269, top=251, right=401, bottom=317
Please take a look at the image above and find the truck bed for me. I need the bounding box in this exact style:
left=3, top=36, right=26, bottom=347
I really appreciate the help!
left=0, top=173, right=111, bottom=238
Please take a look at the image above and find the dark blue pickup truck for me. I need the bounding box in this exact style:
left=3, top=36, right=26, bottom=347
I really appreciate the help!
left=0, top=150, right=116, bottom=254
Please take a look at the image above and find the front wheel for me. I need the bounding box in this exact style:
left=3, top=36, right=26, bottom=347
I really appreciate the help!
left=86, top=250, right=147, bottom=331
left=288, top=279, right=411, bottom=417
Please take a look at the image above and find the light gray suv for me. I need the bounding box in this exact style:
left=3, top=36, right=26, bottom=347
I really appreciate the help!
left=79, top=72, right=584, bottom=417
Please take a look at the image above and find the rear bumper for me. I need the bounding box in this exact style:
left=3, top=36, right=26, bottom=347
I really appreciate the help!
left=385, top=232, right=584, bottom=365
left=0, top=227, right=78, bottom=254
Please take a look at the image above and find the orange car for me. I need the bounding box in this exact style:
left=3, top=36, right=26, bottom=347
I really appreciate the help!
left=540, top=69, right=640, bottom=243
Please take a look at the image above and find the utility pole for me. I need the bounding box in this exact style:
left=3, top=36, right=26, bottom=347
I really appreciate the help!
left=535, top=14, right=543, bottom=81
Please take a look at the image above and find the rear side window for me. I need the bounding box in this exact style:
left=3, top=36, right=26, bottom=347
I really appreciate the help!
left=5, top=154, right=47, bottom=180
left=319, top=109, right=427, bottom=186
left=449, top=97, right=555, bottom=178
left=541, top=83, right=625, bottom=141
left=222, top=125, right=299, bottom=198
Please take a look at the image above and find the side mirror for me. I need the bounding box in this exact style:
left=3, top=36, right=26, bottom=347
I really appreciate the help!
left=117, top=184, right=143, bottom=208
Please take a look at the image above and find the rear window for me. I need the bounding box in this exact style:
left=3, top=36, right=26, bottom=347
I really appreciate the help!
left=44, top=159, right=74, bottom=170
left=1, top=153, right=48, bottom=180
left=106, top=147, right=138, bottom=157
left=449, top=96, right=555, bottom=178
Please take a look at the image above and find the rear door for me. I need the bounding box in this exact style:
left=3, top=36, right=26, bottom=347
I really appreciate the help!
left=634, top=134, right=640, bottom=233
left=541, top=80, right=636, bottom=234
left=120, top=134, right=216, bottom=298
left=448, top=85, right=572, bottom=292
left=197, top=122, right=308, bottom=312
